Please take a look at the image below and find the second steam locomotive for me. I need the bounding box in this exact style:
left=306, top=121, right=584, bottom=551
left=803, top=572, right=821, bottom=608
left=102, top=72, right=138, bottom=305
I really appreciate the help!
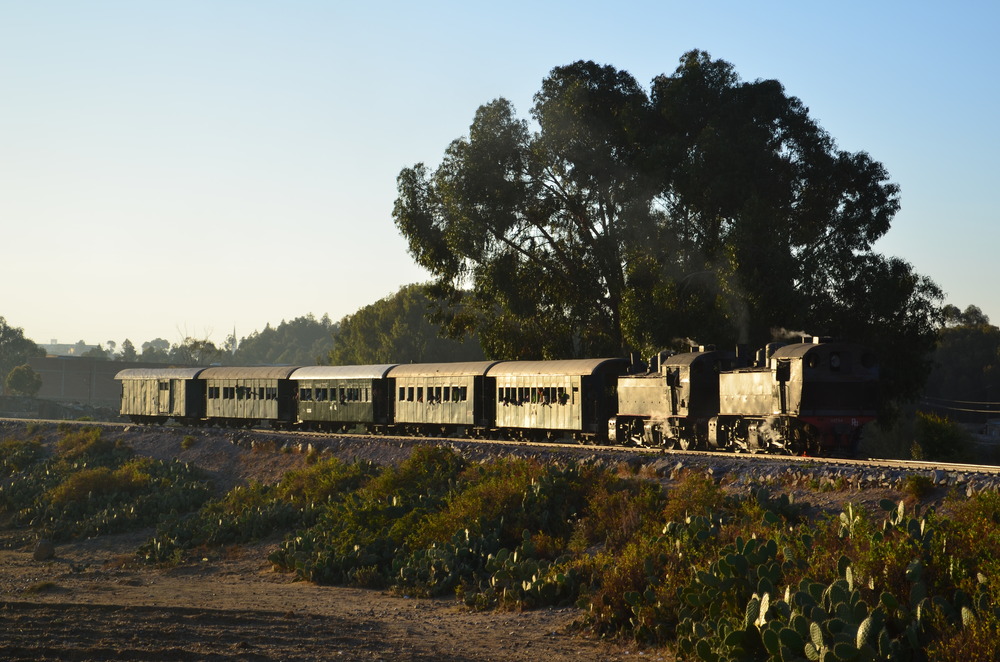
left=117, top=337, right=878, bottom=456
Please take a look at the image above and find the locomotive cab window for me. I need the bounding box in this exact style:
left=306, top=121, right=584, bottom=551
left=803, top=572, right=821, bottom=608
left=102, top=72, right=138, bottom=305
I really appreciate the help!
left=829, top=352, right=844, bottom=371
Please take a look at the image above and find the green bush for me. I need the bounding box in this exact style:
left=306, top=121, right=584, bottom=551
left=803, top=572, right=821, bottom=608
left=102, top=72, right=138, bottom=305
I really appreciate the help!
left=0, top=438, right=48, bottom=474
left=1, top=427, right=211, bottom=541
left=912, top=411, right=975, bottom=462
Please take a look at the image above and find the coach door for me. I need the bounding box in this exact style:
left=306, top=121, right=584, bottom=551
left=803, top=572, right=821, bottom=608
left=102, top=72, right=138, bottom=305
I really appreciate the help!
left=157, top=380, right=174, bottom=415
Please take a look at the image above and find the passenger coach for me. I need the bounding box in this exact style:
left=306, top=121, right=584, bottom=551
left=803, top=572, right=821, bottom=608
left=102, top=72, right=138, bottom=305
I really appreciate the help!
left=116, top=367, right=206, bottom=425
left=290, top=364, right=396, bottom=433
left=488, top=358, right=627, bottom=442
left=200, top=366, right=298, bottom=428
left=387, top=361, right=500, bottom=436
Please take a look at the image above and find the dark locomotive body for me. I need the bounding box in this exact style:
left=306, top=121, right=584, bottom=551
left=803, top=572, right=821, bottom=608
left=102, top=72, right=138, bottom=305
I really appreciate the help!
left=613, top=350, right=741, bottom=449
left=115, top=339, right=878, bottom=456
left=714, top=340, right=878, bottom=455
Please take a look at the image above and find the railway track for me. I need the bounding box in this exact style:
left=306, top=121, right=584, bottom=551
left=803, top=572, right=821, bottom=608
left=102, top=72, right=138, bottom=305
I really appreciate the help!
left=6, top=416, right=1000, bottom=483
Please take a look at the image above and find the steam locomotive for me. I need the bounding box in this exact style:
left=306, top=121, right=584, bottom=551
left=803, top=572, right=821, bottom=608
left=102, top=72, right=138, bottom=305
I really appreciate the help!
left=116, top=337, right=878, bottom=456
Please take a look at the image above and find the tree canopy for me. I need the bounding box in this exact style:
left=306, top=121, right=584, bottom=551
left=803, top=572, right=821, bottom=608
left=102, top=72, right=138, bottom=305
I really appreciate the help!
left=329, top=284, right=484, bottom=365
left=232, top=314, right=336, bottom=365
left=4, top=364, right=42, bottom=397
left=393, top=50, right=941, bottom=407
left=0, top=317, right=44, bottom=392
left=923, top=305, right=1000, bottom=423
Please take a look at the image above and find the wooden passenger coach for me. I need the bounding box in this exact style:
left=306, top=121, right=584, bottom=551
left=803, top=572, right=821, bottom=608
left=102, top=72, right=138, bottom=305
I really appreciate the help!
left=387, top=361, right=500, bottom=436
left=116, top=367, right=206, bottom=424
left=289, top=364, right=397, bottom=432
left=200, top=366, right=298, bottom=427
left=488, top=358, right=627, bottom=442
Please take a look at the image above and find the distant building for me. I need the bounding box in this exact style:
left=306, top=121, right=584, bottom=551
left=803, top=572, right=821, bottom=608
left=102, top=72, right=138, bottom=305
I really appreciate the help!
left=41, top=340, right=102, bottom=357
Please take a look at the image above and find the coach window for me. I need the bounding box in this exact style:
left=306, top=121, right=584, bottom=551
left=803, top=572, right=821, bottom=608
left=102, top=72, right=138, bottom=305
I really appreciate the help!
left=399, top=387, right=405, bottom=401
left=300, top=388, right=312, bottom=401
left=417, top=387, right=424, bottom=402
left=443, top=386, right=451, bottom=402
left=407, top=387, right=414, bottom=402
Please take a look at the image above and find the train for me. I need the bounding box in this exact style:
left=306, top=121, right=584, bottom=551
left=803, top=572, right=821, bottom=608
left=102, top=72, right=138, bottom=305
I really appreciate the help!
left=115, top=337, right=879, bottom=456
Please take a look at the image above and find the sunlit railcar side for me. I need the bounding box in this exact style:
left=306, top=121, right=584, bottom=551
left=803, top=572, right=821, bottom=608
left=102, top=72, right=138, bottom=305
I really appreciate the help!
left=387, top=361, right=501, bottom=437
left=199, top=366, right=299, bottom=428
left=115, top=367, right=207, bottom=425
left=290, top=364, right=397, bottom=433
left=489, top=358, right=627, bottom=443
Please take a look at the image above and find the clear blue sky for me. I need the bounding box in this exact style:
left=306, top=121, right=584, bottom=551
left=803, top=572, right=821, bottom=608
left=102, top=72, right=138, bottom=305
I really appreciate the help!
left=2, top=1, right=997, bottom=349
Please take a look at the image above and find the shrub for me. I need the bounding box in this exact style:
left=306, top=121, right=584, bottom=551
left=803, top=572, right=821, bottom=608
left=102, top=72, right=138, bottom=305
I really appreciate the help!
left=662, top=471, right=724, bottom=522
left=902, top=473, right=936, bottom=500
left=912, top=411, right=975, bottom=462
left=0, top=438, right=47, bottom=474
left=56, top=426, right=132, bottom=465
left=46, top=463, right=150, bottom=507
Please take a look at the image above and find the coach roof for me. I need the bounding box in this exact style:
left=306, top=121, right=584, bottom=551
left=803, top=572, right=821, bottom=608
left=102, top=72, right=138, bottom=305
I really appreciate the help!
left=387, top=361, right=501, bottom=378
left=198, top=366, right=300, bottom=380
left=290, top=365, right=397, bottom=380
left=115, top=368, right=206, bottom=380
left=486, top=358, right=626, bottom=377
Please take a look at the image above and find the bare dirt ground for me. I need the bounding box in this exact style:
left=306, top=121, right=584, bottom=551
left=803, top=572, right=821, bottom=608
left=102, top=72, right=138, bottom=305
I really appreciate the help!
left=0, top=422, right=668, bottom=661
left=0, top=531, right=646, bottom=661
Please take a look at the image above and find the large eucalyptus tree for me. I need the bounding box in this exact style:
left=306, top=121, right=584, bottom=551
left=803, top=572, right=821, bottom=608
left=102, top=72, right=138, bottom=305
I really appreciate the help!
left=393, top=50, right=940, bottom=407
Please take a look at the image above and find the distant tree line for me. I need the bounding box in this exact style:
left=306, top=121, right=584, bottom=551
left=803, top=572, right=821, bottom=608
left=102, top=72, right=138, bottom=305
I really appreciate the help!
left=6, top=285, right=481, bottom=374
